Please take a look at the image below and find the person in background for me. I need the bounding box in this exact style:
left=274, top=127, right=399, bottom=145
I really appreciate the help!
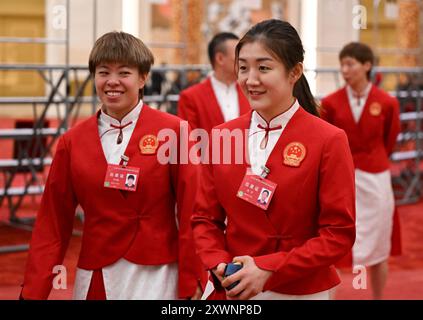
left=177, top=32, right=250, bottom=133
left=321, top=42, right=401, bottom=300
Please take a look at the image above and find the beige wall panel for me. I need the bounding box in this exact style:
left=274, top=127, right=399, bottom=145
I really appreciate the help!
left=0, top=4, right=45, bottom=96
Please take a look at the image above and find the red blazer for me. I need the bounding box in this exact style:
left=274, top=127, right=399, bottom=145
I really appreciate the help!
left=192, top=107, right=356, bottom=296
left=320, top=85, right=400, bottom=173
left=177, top=77, right=250, bottom=133
left=22, top=105, right=206, bottom=299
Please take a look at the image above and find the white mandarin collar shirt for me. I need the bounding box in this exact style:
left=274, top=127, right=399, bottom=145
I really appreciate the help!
left=210, top=73, right=240, bottom=122
left=98, top=100, right=143, bottom=164
left=346, top=83, right=372, bottom=123
left=248, top=100, right=300, bottom=176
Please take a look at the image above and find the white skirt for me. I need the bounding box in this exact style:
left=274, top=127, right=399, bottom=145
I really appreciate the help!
left=352, top=169, right=395, bottom=267
left=73, top=258, right=178, bottom=300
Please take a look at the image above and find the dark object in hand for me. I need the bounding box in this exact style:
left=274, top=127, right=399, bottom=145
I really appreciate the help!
left=224, top=262, right=243, bottom=290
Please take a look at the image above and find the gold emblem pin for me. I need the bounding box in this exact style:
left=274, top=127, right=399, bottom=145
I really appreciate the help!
left=283, top=142, right=306, bottom=167
left=369, top=102, right=382, bottom=116
left=139, top=134, right=158, bottom=154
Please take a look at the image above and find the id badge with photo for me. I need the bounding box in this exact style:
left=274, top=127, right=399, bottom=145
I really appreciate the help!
left=104, top=164, right=140, bottom=192
left=237, top=168, right=277, bottom=210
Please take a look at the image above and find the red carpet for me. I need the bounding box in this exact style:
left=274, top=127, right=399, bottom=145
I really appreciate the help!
left=0, top=199, right=82, bottom=300
left=335, top=200, right=423, bottom=300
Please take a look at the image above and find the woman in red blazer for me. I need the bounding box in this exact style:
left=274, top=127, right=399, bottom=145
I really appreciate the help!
left=21, top=31, right=205, bottom=300
left=191, top=20, right=356, bottom=300
left=321, top=42, right=401, bottom=300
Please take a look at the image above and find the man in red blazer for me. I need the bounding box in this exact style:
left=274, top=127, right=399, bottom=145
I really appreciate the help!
left=321, top=42, right=401, bottom=300
left=177, top=32, right=250, bottom=133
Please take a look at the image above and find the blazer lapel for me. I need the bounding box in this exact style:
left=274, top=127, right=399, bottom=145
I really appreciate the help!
left=221, top=111, right=251, bottom=195
left=203, top=78, right=225, bottom=125
left=85, top=111, right=109, bottom=166
left=264, top=107, right=307, bottom=172
left=338, top=87, right=371, bottom=144
left=357, top=85, right=376, bottom=129
left=340, top=87, right=359, bottom=126
left=74, top=112, right=133, bottom=207
left=120, top=105, right=148, bottom=162
left=118, top=105, right=161, bottom=207
left=87, top=106, right=159, bottom=207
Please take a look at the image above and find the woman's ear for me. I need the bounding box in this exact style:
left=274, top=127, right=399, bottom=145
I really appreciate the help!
left=364, top=61, right=372, bottom=73
left=290, top=62, right=303, bottom=84
left=139, top=72, right=148, bottom=89
left=290, top=62, right=304, bottom=83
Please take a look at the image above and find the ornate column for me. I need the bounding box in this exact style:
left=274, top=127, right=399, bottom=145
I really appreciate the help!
left=397, top=0, right=420, bottom=67
left=171, top=0, right=203, bottom=64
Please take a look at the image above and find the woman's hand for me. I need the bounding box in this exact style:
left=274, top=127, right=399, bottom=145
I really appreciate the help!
left=221, top=256, right=272, bottom=300
left=212, top=262, right=227, bottom=283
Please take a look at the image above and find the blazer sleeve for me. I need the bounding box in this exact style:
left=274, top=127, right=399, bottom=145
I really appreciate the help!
left=191, top=147, right=232, bottom=270
left=383, top=97, right=401, bottom=155
left=21, top=136, right=78, bottom=299
left=170, top=121, right=208, bottom=298
left=254, top=130, right=356, bottom=291
left=177, top=90, right=200, bottom=130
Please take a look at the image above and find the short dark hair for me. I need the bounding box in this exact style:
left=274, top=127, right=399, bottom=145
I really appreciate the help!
left=89, top=31, right=154, bottom=76
left=208, top=32, right=239, bottom=67
left=262, top=190, right=270, bottom=196
left=127, top=174, right=135, bottom=180
left=339, top=42, right=374, bottom=79
left=89, top=31, right=154, bottom=98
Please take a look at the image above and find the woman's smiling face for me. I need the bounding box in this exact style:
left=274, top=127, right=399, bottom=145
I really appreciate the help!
left=237, top=41, right=297, bottom=119
left=95, top=62, right=145, bottom=120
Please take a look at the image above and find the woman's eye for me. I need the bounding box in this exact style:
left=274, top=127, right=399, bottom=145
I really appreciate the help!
left=259, top=65, right=270, bottom=71
left=238, top=65, right=247, bottom=72
left=120, top=71, right=131, bottom=75
left=98, top=71, right=108, bottom=75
